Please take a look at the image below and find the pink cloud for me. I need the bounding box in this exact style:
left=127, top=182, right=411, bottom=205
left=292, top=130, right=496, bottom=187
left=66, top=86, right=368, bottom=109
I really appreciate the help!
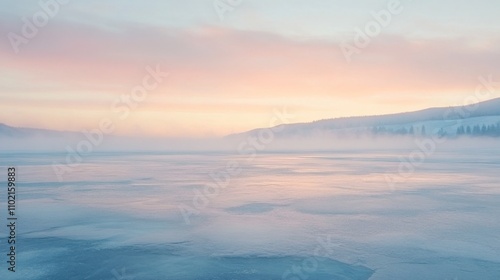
left=1, top=18, right=499, bottom=133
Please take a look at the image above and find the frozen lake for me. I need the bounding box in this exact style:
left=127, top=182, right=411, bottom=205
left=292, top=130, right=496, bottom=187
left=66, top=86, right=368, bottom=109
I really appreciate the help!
left=1, top=149, right=499, bottom=279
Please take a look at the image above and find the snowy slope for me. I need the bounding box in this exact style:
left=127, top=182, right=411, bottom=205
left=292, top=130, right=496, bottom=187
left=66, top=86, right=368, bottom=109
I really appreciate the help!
left=230, top=98, right=500, bottom=139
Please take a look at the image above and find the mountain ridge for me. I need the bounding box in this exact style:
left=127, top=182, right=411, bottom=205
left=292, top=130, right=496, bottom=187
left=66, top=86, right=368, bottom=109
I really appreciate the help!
left=1, top=98, right=500, bottom=139
left=229, top=97, right=500, bottom=138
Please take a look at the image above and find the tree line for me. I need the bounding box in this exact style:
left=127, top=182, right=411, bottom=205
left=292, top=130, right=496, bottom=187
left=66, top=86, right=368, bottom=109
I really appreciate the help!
left=371, top=122, right=500, bottom=137
left=456, top=123, right=500, bottom=137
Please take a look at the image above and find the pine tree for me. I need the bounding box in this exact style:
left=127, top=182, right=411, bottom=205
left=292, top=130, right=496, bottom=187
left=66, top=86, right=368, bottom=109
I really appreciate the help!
left=481, top=125, right=487, bottom=135
left=487, top=125, right=495, bottom=136
left=438, top=128, right=447, bottom=138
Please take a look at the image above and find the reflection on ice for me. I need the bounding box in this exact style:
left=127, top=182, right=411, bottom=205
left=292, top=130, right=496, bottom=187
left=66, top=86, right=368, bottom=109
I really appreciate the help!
left=0, top=149, right=499, bottom=279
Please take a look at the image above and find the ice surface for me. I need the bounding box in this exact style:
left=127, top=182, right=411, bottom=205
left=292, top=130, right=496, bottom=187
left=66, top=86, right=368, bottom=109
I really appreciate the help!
left=0, top=148, right=499, bottom=279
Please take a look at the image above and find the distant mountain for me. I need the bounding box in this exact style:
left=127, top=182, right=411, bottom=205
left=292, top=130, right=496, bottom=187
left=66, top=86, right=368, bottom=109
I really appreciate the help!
left=0, top=123, right=72, bottom=138
left=2, top=98, right=500, bottom=141
left=229, top=98, right=500, bottom=139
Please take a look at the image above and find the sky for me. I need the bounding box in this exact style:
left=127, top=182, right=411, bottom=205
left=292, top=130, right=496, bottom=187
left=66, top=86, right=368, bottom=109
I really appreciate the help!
left=1, top=0, right=499, bottom=137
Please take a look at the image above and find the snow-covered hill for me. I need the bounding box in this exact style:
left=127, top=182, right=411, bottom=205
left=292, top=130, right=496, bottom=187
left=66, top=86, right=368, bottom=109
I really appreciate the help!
left=230, top=98, right=500, bottom=139
left=0, top=123, right=71, bottom=138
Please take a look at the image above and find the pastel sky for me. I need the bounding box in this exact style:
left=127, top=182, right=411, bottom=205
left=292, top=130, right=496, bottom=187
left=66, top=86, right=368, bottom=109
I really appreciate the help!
left=1, top=0, right=499, bottom=136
